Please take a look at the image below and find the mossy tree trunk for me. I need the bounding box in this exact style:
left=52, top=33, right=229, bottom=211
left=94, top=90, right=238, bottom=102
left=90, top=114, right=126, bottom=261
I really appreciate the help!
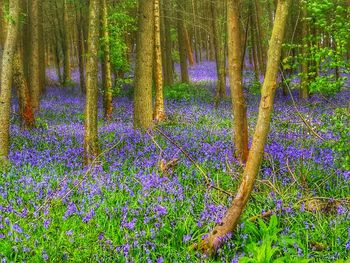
left=101, top=0, right=113, bottom=121
left=154, top=0, right=166, bottom=122
left=133, top=0, right=155, bottom=129
left=84, top=0, right=101, bottom=165
left=0, top=0, right=21, bottom=164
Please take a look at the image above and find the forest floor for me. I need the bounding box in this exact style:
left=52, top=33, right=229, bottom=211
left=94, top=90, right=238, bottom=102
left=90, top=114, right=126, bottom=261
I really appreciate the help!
left=1, top=62, right=350, bottom=262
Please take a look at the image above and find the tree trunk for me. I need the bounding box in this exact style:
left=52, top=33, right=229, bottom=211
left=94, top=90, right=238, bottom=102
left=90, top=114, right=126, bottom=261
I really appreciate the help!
left=133, top=0, right=155, bottom=129
left=211, top=0, right=226, bottom=107
left=184, top=26, right=195, bottom=66
left=162, top=0, right=174, bottom=86
left=177, top=2, right=189, bottom=83
left=227, top=0, right=249, bottom=164
left=63, top=0, right=72, bottom=86
left=153, top=0, right=166, bottom=122
left=29, top=0, right=41, bottom=112
left=300, top=2, right=309, bottom=99
left=84, top=0, right=100, bottom=165
left=198, top=0, right=291, bottom=255
left=13, top=51, right=35, bottom=130
left=76, top=2, right=86, bottom=93
left=0, top=0, right=20, bottom=164
left=101, top=0, right=113, bottom=121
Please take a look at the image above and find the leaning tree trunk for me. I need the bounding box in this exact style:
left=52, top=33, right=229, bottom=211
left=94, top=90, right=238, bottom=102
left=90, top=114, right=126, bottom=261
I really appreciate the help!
left=84, top=0, right=100, bottom=165
left=227, top=0, right=249, bottom=164
left=198, top=0, right=291, bottom=255
left=0, top=0, right=20, bottom=164
left=13, top=50, right=35, bottom=130
left=101, top=0, right=113, bottom=121
left=133, top=0, right=155, bottom=129
left=153, top=0, right=166, bottom=122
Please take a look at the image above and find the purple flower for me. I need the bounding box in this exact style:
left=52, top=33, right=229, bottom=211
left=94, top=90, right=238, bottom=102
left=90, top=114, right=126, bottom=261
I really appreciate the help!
left=183, top=234, right=191, bottom=243
left=12, top=223, right=23, bottom=233
left=42, top=250, right=48, bottom=261
left=346, top=241, right=350, bottom=250
left=337, top=205, right=347, bottom=215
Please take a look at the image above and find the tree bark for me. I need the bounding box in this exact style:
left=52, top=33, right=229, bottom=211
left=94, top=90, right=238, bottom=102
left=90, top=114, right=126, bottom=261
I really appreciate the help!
left=198, top=0, right=291, bottom=255
left=162, top=0, right=174, bottom=86
left=300, top=2, right=309, bottom=99
left=227, top=0, right=249, bottom=164
left=211, top=0, right=226, bottom=107
left=13, top=50, right=35, bottom=130
left=0, top=0, right=20, bottom=163
left=133, top=0, right=155, bottom=129
left=177, top=2, right=189, bottom=83
left=153, top=0, right=166, bottom=122
left=84, top=0, right=100, bottom=165
left=101, top=0, right=113, bottom=121
left=62, top=0, right=72, bottom=86
left=29, top=0, right=41, bottom=112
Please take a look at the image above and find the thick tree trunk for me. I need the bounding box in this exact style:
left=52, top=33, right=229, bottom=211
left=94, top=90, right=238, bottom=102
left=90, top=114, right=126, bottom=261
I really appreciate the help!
left=153, top=0, right=166, bottom=122
left=133, top=0, right=155, bottom=129
left=29, top=0, right=41, bottom=112
left=101, top=0, right=113, bottom=121
left=227, top=0, right=249, bottom=164
left=198, top=0, right=291, bottom=255
left=13, top=51, right=35, bottom=130
left=0, top=0, right=20, bottom=163
left=84, top=0, right=100, bottom=165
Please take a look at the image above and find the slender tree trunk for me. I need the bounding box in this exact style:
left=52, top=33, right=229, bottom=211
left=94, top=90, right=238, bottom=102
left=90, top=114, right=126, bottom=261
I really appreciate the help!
left=84, top=0, right=101, bottom=165
left=29, top=0, right=41, bottom=112
left=162, top=0, right=174, bottom=86
left=76, top=2, right=86, bottom=93
left=198, top=0, right=291, bottom=255
left=0, top=0, right=20, bottom=164
left=184, top=26, right=195, bottom=66
left=227, top=0, right=249, bottom=164
left=63, top=0, right=72, bottom=85
left=13, top=51, right=35, bottom=130
left=154, top=0, right=166, bottom=122
left=38, top=0, right=45, bottom=93
left=211, top=0, right=226, bottom=107
left=101, top=0, right=113, bottom=121
left=177, top=2, right=189, bottom=83
left=250, top=4, right=260, bottom=81
left=300, top=2, right=309, bottom=99
left=133, top=0, right=155, bottom=129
